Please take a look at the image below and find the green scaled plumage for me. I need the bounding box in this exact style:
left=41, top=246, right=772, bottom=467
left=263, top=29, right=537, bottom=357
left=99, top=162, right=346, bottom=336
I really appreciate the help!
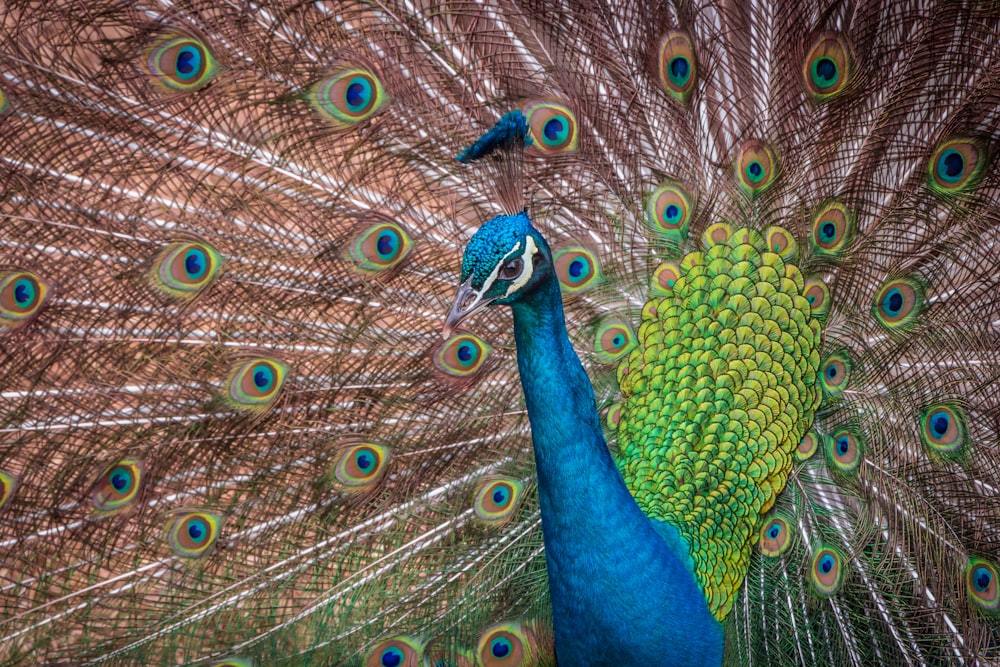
left=0, top=1, right=998, bottom=666
left=617, top=225, right=822, bottom=620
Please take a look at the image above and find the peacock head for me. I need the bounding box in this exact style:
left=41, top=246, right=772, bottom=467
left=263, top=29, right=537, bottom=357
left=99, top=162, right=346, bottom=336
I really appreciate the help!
left=443, top=211, right=551, bottom=336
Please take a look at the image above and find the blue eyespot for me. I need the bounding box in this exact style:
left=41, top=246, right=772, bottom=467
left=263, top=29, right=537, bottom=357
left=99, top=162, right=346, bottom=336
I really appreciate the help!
left=345, top=77, right=372, bottom=112
left=882, top=288, right=904, bottom=316
left=814, top=57, right=837, bottom=86
left=523, top=100, right=578, bottom=153
left=375, top=230, right=399, bottom=260
left=435, top=334, right=491, bottom=377
left=836, top=436, right=849, bottom=455
left=253, top=367, right=273, bottom=390
left=555, top=248, right=601, bottom=292
left=974, top=566, right=993, bottom=592
left=474, top=478, right=522, bottom=524
left=543, top=117, right=566, bottom=144
left=380, top=647, right=403, bottom=667
left=663, top=204, right=682, bottom=225
left=457, top=342, right=475, bottom=365
left=187, top=519, right=206, bottom=543
left=669, top=56, right=689, bottom=83
left=820, top=554, right=834, bottom=573
left=110, top=468, right=131, bottom=492
left=659, top=31, right=697, bottom=102
left=13, top=278, right=34, bottom=306
left=768, top=524, right=781, bottom=539
left=931, top=412, right=949, bottom=436
left=175, top=45, right=201, bottom=80
left=184, top=248, right=207, bottom=279
left=938, top=149, right=964, bottom=182
left=491, top=637, right=512, bottom=658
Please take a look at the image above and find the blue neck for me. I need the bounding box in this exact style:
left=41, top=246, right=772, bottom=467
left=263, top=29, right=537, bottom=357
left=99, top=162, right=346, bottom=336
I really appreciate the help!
left=511, top=274, right=723, bottom=666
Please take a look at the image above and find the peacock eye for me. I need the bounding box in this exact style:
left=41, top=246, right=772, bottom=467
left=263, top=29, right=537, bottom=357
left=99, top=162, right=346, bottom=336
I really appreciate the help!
left=499, top=258, right=523, bottom=280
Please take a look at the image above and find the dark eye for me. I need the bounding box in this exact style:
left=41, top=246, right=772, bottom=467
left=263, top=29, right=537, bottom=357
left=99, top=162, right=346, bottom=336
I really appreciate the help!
left=499, top=258, right=523, bottom=280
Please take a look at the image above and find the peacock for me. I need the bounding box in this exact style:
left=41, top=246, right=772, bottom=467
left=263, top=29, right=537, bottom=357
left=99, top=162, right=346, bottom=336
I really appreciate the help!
left=1, top=0, right=999, bottom=665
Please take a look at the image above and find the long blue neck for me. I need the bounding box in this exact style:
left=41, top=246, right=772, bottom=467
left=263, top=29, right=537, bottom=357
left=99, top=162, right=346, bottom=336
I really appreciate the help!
left=511, top=273, right=723, bottom=666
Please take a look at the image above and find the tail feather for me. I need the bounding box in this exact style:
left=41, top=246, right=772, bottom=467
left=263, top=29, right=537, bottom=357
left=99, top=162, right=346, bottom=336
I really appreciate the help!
left=2, top=0, right=1000, bottom=664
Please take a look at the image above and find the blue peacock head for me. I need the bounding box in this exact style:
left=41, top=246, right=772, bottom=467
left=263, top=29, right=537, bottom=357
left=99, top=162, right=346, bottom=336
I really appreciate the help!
left=444, top=211, right=552, bottom=336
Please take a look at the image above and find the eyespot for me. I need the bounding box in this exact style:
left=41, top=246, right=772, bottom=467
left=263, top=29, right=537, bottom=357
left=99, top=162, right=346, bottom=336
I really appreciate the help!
left=554, top=247, right=601, bottom=293
left=311, top=68, right=386, bottom=127
left=873, top=276, right=924, bottom=331
left=811, top=200, right=854, bottom=258
left=93, top=459, right=144, bottom=513
left=810, top=546, right=845, bottom=596
left=523, top=100, right=578, bottom=155
left=645, top=181, right=694, bottom=242
left=605, top=402, right=622, bottom=430
left=650, top=260, right=682, bottom=297
left=347, top=222, right=414, bottom=274
left=473, top=477, right=525, bottom=525
left=166, top=511, right=221, bottom=558
left=919, top=404, right=967, bottom=457
left=803, top=32, right=852, bottom=100
left=476, top=622, right=535, bottom=667
left=827, top=427, right=863, bottom=475
left=0, top=471, right=18, bottom=510
left=759, top=514, right=793, bottom=557
left=225, top=357, right=288, bottom=412
left=736, top=141, right=778, bottom=198
left=928, top=138, right=986, bottom=195
left=365, top=636, right=424, bottom=667
left=434, top=333, right=492, bottom=378
left=594, top=318, right=636, bottom=364
left=151, top=241, right=222, bottom=299
left=764, top=226, right=798, bottom=262
left=146, top=36, right=218, bottom=92
left=658, top=30, right=697, bottom=103
left=0, top=270, right=50, bottom=331
left=701, top=222, right=733, bottom=248
left=967, top=558, right=1000, bottom=614
left=796, top=429, right=819, bottom=461
left=820, top=350, right=851, bottom=399
left=333, top=443, right=391, bottom=489
left=803, top=277, right=830, bottom=320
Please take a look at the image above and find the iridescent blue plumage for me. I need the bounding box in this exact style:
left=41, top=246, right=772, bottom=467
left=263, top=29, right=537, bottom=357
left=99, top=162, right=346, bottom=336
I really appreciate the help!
left=456, top=110, right=533, bottom=164
left=450, top=195, right=722, bottom=663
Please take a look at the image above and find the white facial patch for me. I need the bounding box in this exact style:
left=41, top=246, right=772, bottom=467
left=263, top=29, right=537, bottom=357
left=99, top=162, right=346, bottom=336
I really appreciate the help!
left=472, top=236, right=539, bottom=301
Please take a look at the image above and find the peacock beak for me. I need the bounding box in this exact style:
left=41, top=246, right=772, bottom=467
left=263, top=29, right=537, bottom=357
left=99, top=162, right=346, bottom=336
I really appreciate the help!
left=443, top=278, right=495, bottom=338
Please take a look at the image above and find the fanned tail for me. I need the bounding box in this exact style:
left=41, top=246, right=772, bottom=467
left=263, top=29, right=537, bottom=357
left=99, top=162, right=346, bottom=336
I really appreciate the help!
left=1, top=1, right=998, bottom=665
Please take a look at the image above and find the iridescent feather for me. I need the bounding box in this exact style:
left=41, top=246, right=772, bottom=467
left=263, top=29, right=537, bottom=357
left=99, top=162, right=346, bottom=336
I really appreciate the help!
left=0, top=1, right=998, bottom=666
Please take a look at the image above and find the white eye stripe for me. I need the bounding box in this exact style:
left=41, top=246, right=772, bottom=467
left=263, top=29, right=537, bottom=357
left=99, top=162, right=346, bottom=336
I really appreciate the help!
left=504, top=236, right=538, bottom=297
left=474, top=237, right=538, bottom=301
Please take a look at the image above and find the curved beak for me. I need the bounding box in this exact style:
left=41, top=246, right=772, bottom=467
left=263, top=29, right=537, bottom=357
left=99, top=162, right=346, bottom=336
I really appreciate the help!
left=443, top=278, right=495, bottom=338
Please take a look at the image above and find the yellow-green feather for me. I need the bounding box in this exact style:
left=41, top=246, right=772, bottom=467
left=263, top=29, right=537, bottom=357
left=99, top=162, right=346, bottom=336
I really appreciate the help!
left=616, top=227, right=822, bottom=619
